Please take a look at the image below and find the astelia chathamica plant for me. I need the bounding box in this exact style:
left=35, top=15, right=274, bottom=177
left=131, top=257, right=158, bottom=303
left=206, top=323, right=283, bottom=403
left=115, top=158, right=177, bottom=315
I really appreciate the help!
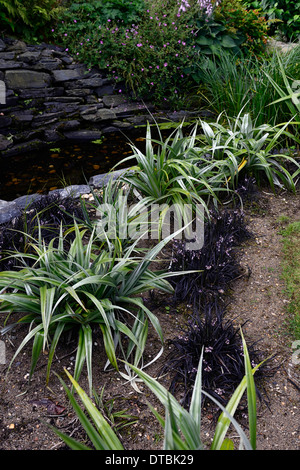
left=0, top=220, right=185, bottom=394
left=50, top=330, right=261, bottom=450
left=196, top=112, right=300, bottom=192
left=115, top=120, right=229, bottom=227
left=0, top=193, right=84, bottom=271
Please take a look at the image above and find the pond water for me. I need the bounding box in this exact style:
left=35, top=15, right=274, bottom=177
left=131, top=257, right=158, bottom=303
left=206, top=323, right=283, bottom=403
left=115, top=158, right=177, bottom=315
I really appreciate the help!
left=0, top=122, right=196, bottom=201
left=0, top=130, right=144, bottom=201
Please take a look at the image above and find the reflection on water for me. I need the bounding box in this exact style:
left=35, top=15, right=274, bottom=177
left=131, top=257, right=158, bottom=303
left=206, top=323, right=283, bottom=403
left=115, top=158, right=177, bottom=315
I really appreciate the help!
left=0, top=131, right=142, bottom=201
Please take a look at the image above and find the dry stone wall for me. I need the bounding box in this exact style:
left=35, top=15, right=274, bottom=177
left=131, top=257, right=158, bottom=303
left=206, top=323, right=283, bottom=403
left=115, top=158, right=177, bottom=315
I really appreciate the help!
left=0, top=37, right=205, bottom=223
left=0, top=37, right=154, bottom=157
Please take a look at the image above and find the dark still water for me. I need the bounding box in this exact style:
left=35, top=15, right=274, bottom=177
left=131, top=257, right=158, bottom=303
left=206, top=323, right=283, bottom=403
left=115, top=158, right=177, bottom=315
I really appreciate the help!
left=0, top=130, right=143, bottom=201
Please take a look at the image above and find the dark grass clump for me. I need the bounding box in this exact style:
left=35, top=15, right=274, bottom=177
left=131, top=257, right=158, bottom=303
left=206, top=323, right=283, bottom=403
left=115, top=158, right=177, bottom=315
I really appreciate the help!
left=161, top=301, right=269, bottom=410
left=234, top=175, right=259, bottom=205
left=169, top=209, right=252, bottom=309
left=0, top=193, right=84, bottom=271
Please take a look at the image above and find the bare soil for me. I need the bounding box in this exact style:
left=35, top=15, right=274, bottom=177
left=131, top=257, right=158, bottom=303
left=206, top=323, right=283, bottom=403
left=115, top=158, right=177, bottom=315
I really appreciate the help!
left=0, top=188, right=299, bottom=451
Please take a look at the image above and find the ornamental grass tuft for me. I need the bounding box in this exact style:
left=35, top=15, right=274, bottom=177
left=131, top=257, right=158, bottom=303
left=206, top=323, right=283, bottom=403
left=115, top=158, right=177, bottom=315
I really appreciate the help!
left=0, top=219, right=185, bottom=394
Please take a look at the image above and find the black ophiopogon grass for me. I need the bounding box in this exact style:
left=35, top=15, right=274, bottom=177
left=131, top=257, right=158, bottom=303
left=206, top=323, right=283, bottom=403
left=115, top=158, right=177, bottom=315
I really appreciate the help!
left=169, top=208, right=252, bottom=309
left=163, top=206, right=273, bottom=410
left=160, top=301, right=270, bottom=410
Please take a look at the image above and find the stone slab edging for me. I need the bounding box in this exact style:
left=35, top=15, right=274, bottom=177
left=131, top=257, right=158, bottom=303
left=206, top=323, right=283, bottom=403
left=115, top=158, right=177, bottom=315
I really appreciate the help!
left=0, top=167, right=132, bottom=224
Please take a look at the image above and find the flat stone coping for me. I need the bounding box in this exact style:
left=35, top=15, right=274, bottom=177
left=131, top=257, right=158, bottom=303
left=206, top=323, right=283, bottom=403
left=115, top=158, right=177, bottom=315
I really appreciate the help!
left=0, top=167, right=132, bottom=224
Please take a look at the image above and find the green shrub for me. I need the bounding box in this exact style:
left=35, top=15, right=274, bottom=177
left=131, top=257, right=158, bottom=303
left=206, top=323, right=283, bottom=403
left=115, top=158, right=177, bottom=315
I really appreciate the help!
left=56, top=0, right=146, bottom=28
left=0, top=0, right=64, bottom=42
left=54, top=0, right=200, bottom=107
left=114, top=121, right=227, bottom=224
left=244, top=0, right=300, bottom=41
left=214, top=0, right=269, bottom=55
left=53, top=0, right=271, bottom=107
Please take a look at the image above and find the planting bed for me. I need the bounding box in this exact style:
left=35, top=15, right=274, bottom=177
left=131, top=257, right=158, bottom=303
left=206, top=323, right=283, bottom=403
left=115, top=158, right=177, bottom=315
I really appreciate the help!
left=0, top=187, right=299, bottom=451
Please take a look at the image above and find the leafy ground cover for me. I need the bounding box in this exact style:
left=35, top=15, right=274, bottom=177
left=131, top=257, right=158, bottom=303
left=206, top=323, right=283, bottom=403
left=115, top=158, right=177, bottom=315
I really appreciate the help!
left=0, top=185, right=299, bottom=451
left=0, top=0, right=299, bottom=452
left=50, top=0, right=270, bottom=107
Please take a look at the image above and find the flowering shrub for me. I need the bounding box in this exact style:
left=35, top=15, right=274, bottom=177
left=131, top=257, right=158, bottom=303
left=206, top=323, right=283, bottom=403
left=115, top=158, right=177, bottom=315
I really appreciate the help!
left=245, top=0, right=300, bottom=41
left=53, top=0, right=269, bottom=107
left=54, top=0, right=201, bottom=107
left=214, top=0, right=269, bottom=55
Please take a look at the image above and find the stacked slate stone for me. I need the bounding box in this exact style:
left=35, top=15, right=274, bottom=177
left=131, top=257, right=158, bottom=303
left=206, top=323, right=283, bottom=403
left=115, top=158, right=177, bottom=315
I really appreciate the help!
left=0, top=37, right=154, bottom=157
left=0, top=37, right=209, bottom=223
